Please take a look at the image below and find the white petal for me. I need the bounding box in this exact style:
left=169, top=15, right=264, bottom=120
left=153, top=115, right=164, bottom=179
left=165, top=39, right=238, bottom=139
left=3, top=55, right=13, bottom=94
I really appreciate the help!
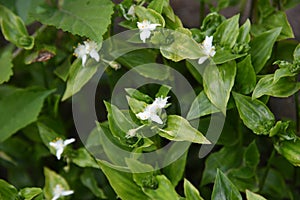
left=210, top=48, right=216, bottom=57
left=203, top=36, right=213, bottom=49
left=150, top=114, right=163, bottom=124
left=63, top=138, right=75, bottom=146
left=61, top=190, right=74, bottom=196
left=89, top=49, right=100, bottom=62
left=198, top=56, right=209, bottom=64
left=148, top=23, right=160, bottom=31
left=81, top=54, right=87, bottom=66
left=139, top=30, right=151, bottom=43
left=136, top=111, right=150, bottom=120
left=56, top=147, right=64, bottom=160
left=51, top=194, right=60, bottom=200
left=153, top=97, right=169, bottom=109
left=127, top=5, right=135, bottom=16
left=49, top=141, right=58, bottom=148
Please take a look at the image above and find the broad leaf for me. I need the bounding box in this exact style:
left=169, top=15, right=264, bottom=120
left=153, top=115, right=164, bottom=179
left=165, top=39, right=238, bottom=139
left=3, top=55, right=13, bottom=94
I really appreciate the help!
left=0, top=5, right=34, bottom=49
left=213, top=49, right=246, bottom=65
left=80, top=169, right=106, bottom=199
left=125, top=88, right=153, bottom=103
left=143, top=175, right=180, bottom=200
left=0, top=89, right=53, bottom=142
left=246, top=190, right=267, bottom=200
left=213, top=14, right=239, bottom=48
left=237, top=19, right=251, bottom=44
left=135, top=6, right=165, bottom=27
left=274, top=139, right=300, bottom=167
left=159, top=115, right=210, bottom=144
left=32, top=0, right=114, bottom=43
left=184, top=179, right=204, bottom=200
left=43, top=167, right=72, bottom=200
left=98, top=160, right=150, bottom=200
left=19, top=187, right=43, bottom=200
left=62, top=59, right=99, bottom=101
left=250, top=28, right=281, bottom=73
left=148, top=0, right=166, bottom=14
left=233, top=92, right=275, bottom=135
left=252, top=74, right=300, bottom=99
left=0, top=179, right=18, bottom=200
left=211, top=169, right=242, bottom=200
left=234, top=55, right=256, bottom=94
left=203, top=61, right=236, bottom=114
left=0, top=48, right=13, bottom=84
left=72, top=148, right=99, bottom=169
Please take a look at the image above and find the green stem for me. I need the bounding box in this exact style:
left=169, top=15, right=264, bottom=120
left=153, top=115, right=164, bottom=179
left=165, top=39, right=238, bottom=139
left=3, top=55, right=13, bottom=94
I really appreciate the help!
left=259, top=148, right=275, bottom=191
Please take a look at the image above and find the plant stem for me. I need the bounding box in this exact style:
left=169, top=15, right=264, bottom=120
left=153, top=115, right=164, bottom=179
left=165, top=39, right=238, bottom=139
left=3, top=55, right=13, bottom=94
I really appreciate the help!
left=259, top=148, right=275, bottom=191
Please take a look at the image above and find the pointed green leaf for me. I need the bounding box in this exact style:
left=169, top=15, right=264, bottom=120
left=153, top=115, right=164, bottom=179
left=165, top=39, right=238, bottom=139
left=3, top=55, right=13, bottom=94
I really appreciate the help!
left=0, top=89, right=53, bottom=142
left=143, top=175, right=180, bottom=200
left=125, top=88, right=153, bottom=103
left=274, top=138, right=300, bottom=167
left=72, top=148, right=99, bottom=169
left=156, top=85, right=172, bottom=98
left=273, top=67, right=296, bottom=83
left=203, top=61, right=236, bottom=114
left=252, top=74, right=300, bottom=99
left=159, top=115, right=210, bottom=144
left=148, top=0, right=166, bottom=14
left=211, top=169, right=242, bottom=200
left=80, top=169, right=106, bottom=199
left=250, top=28, right=281, bottom=73
left=19, top=187, right=43, bottom=200
left=213, top=14, right=240, bottom=48
left=0, top=48, right=13, bottom=84
left=0, top=5, right=34, bottom=49
left=293, top=43, right=300, bottom=62
left=246, top=190, right=267, bottom=200
left=32, top=0, right=114, bottom=43
left=135, top=6, right=165, bottom=27
left=43, top=167, right=72, bottom=200
left=0, top=179, right=18, bottom=200
left=237, top=19, right=251, bottom=44
left=233, top=92, right=275, bottom=135
left=234, top=55, right=256, bottom=94
left=213, top=49, right=246, bottom=65
left=98, top=160, right=150, bottom=200
left=184, top=179, right=204, bottom=200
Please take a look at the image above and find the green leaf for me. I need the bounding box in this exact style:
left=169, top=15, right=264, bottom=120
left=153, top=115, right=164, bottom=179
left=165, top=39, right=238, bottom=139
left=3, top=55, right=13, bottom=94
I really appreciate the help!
left=125, top=88, right=153, bottom=103
left=234, top=55, right=256, bottom=94
left=252, top=12, right=294, bottom=41
left=143, top=175, right=180, bottom=200
left=135, top=6, right=165, bottom=27
left=232, top=92, right=275, bottom=135
left=133, top=63, right=170, bottom=81
left=151, top=30, right=203, bottom=62
left=159, top=115, right=210, bottom=144
left=184, top=179, right=204, bottom=200
left=163, top=144, right=188, bottom=186
left=98, top=160, right=150, bottom=200
left=127, top=96, right=148, bottom=114
left=19, top=187, right=43, bottom=200
left=203, top=61, right=236, bottom=114
left=148, top=0, right=166, bottom=14
left=43, top=167, right=72, bottom=200
left=252, top=74, right=300, bottom=99
left=62, top=59, right=99, bottom=101
left=0, top=48, right=13, bottom=84
left=72, top=148, right=99, bottom=168
left=32, top=0, right=114, bottom=43
left=274, top=138, right=300, bottom=167
left=0, top=179, right=18, bottom=200
left=246, top=190, right=267, bottom=200
left=273, top=66, right=296, bottom=83
left=155, top=84, right=172, bottom=98
left=213, top=14, right=239, bottom=49
left=213, top=49, right=246, bottom=65
left=0, top=89, right=53, bottom=142
left=293, top=44, right=300, bottom=62
left=211, top=169, right=242, bottom=200
left=80, top=169, right=106, bottom=199
left=0, top=5, right=34, bottom=49
left=237, top=19, right=251, bottom=44
left=250, top=28, right=281, bottom=73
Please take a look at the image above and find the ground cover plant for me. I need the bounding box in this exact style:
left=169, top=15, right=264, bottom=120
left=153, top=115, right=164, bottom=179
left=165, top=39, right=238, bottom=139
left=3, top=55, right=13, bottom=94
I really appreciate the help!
left=0, top=0, right=300, bottom=199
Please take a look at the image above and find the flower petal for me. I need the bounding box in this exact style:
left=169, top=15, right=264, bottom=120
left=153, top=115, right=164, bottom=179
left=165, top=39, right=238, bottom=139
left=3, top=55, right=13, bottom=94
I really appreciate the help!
left=61, top=190, right=74, bottom=196
left=89, top=49, right=100, bottom=62
left=81, top=54, right=87, bottom=66
left=150, top=114, right=163, bottom=124
left=56, top=147, right=64, bottom=160
left=148, top=24, right=160, bottom=31
left=63, top=138, right=75, bottom=146
left=139, top=30, right=151, bottom=43
left=198, top=56, right=209, bottom=64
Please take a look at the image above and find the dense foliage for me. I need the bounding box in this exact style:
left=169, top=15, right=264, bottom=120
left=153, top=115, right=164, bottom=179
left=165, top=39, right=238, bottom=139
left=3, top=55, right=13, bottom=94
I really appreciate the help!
left=0, top=0, right=300, bottom=199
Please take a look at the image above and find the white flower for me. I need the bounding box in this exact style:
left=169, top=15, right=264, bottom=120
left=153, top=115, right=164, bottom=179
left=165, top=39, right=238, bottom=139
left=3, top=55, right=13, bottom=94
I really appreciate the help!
left=127, top=5, right=135, bottom=17
left=136, top=96, right=169, bottom=124
left=74, top=40, right=100, bottom=66
left=49, top=138, right=75, bottom=160
left=198, top=36, right=216, bottom=64
left=52, top=184, right=74, bottom=200
left=125, top=125, right=145, bottom=138
left=137, top=20, right=160, bottom=43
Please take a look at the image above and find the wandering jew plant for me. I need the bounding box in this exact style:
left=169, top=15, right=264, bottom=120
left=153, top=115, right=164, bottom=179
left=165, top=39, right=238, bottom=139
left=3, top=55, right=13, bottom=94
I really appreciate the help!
left=0, top=0, right=300, bottom=199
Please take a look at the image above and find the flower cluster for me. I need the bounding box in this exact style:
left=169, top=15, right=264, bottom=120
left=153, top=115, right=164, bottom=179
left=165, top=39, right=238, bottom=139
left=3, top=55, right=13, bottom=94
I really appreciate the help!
left=137, top=20, right=160, bottom=43
left=74, top=40, right=100, bottom=66
left=198, top=36, right=216, bottom=64
left=136, top=96, right=169, bottom=124
left=49, top=138, right=75, bottom=160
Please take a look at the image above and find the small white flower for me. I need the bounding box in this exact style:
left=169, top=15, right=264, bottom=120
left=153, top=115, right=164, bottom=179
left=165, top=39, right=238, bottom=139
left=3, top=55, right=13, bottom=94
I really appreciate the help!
left=52, top=184, right=74, bottom=200
left=49, top=138, right=75, bottom=160
left=74, top=40, right=100, bottom=66
left=198, top=36, right=216, bottom=64
left=127, top=5, right=135, bottom=17
left=137, top=20, right=160, bottom=43
left=136, top=96, right=169, bottom=124
left=126, top=125, right=145, bottom=138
